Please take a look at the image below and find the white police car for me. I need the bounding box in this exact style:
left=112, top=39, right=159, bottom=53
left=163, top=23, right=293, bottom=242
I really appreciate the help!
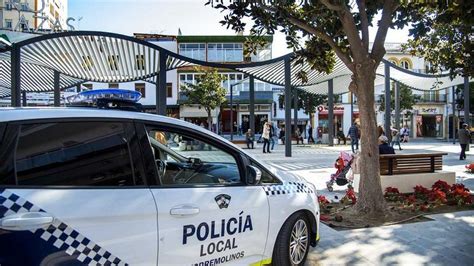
left=0, top=108, right=320, bottom=266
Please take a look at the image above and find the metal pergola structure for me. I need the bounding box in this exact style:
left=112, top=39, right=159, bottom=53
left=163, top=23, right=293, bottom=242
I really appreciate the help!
left=1, top=31, right=471, bottom=156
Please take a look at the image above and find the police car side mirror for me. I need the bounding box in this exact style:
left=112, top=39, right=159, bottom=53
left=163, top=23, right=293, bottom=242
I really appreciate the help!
left=246, top=165, right=262, bottom=185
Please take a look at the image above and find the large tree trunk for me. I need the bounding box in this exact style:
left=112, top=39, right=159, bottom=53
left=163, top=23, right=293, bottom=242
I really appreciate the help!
left=353, top=61, right=387, bottom=214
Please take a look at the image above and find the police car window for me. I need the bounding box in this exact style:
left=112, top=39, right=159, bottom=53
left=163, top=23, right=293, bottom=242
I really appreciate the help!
left=146, top=127, right=242, bottom=186
left=250, top=160, right=281, bottom=184
left=15, top=122, right=138, bottom=186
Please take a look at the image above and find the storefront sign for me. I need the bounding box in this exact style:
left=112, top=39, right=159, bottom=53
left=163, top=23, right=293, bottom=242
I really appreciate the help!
left=317, top=105, right=344, bottom=114
left=418, top=107, right=439, bottom=114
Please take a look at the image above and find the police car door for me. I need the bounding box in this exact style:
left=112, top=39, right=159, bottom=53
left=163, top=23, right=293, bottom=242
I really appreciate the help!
left=140, top=123, right=270, bottom=265
left=0, top=120, right=158, bottom=265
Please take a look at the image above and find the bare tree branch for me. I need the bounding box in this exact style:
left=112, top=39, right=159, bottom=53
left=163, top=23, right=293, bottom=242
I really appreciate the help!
left=321, top=0, right=368, bottom=62
left=285, top=16, right=354, bottom=71
left=357, top=0, right=370, bottom=51
left=320, top=0, right=345, bottom=11
left=371, top=0, right=399, bottom=63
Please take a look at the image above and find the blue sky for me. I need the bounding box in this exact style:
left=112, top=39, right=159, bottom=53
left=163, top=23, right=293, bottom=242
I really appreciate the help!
left=69, top=0, right=409, bottom=57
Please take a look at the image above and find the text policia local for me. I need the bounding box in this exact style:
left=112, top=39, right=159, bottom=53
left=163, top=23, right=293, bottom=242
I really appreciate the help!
left=182, top=212, right=253, bottom=258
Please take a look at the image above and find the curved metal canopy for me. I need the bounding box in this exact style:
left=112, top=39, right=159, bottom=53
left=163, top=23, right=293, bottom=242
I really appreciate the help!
left=0, top=30, right=470, bottom=98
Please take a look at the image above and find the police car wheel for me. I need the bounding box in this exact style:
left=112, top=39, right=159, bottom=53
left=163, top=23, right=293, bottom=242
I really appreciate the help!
left=272, top=213, right=310, bottom=266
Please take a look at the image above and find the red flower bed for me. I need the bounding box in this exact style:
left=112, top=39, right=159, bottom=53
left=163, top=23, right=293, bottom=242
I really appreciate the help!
left=428, top=189, right=447, bottom=205
left=345, top=188, right=357, bottom=204
left=414, top=185, right=430, bottom=200
left=384, top=187, right=404, bottom=202
left=318, top=195, right=330, bottom=205
left=432, top=180, right=451, bottom=193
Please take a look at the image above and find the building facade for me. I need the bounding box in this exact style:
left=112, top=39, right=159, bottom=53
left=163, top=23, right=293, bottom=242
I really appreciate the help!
left=1, top=0, right=68, bottom=31
left=314, top=42, right=463, bottom=142
left=176, top=35, right=274, bottom=134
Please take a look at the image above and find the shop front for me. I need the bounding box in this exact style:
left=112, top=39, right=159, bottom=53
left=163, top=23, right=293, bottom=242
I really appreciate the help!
left=317, top=105, right=345, bottom=139
left=413, top=105, right=444, bottom=138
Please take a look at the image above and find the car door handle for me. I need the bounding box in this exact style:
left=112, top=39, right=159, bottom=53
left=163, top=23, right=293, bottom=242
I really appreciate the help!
left=0, top=212, right=54, bottom=231
left=170, top=205, right=200, bottom=217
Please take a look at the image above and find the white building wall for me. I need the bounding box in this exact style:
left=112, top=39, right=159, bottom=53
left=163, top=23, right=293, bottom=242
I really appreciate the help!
left=272, top=91, right=310, bottom=121
left=1, top=0, right=68, bottom=30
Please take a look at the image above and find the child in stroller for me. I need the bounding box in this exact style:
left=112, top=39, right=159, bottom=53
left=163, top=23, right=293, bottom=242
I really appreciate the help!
left=326, top=151, right=354, bottom=192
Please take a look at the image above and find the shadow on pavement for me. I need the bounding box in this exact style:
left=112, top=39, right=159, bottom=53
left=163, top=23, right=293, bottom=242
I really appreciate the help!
left=306, top=211, right=474, bottom=265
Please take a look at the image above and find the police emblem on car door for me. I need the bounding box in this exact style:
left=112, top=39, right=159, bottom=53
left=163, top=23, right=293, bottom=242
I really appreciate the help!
left=214, top=194, right=231, bottom=209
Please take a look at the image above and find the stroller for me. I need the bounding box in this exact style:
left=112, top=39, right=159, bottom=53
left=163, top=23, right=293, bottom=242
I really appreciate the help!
left=326, top=151, right=354, bottom=192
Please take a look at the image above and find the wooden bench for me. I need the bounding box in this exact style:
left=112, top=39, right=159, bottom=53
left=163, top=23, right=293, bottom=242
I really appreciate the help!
left=354, top=152, right=455, bottom=193
left=379, top=152, right=446, bottom=175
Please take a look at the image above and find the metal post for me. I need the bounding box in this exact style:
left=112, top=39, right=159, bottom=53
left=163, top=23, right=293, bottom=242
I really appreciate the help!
left=328, top=79, right=334, bottom=147
left=53, top=70, right=60, bottom=107
left=293, top=87, right=298, bottom=135
left=22, top=91, right=26, bottom=106
left=157, top=52, right=167, bottom=115
left=284, top=58, right=292, bottom=157
left=395, top=82, right=400, bottom=130
left=230, top=84, right=234, bottom=141
left=10, top=44, right=21, bottom=107
left=249, top=76, right=255, bottom=139
left=384, top=62, right=391, bottom=141
left=452, top=86, right=456, bottom=144
left=464, top=76, right=470, bottom=125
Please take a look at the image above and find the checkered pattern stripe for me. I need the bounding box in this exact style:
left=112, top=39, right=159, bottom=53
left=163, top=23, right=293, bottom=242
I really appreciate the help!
left=262, top=182, right=314, bottom=196
left=0, top=188, right=128, bottom=266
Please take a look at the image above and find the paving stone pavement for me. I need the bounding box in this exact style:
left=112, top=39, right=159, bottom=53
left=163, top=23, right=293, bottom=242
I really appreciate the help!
left=305, top=211, right=474, bottom=265
left=239, top=140, right=474, bottom=266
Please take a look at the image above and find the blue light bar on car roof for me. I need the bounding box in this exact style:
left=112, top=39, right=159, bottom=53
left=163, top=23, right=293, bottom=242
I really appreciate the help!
left=67, top=89, right=142, bottom=104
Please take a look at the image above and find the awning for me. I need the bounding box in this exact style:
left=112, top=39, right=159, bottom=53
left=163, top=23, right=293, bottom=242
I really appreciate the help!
left=0, top=30, right=471, bottom=99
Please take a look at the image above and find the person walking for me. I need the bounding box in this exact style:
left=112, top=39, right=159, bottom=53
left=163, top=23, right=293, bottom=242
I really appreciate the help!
left=401, top=125, right=410, bottom=143
left=269, top=122, right=276, bottom=150
left=391, top=128, right=403, bottom=150
left=347, top=122, right=359, bottom=153
left=245, top=129, right=254, bottom=149
left=262, top=122, right=271, bottom=153
left=279, top=126, right=285, bottom=145
left=307, top=124, right=315, bottom=144
left=295, top=127, right=303, bottom=144
left=459, top=123, right=471, bottom=160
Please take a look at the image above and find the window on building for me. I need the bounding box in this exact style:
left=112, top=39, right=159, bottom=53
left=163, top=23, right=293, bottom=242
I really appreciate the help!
left=5, top=19, right=12, bottom=29
left=135, top=55, right=145, bottom=70
left=167, top=83, right=172, bottom=98
left=5, top=2, right=13, bottom=10
left=108, top=55, right=120, bottom=71
left=20, top=2, right=28, bottom=11
left=135, top=83, right=146, bottom=98
left=208, top=43, right=243, bottom=62
left=81, top=55, right=93, bottom=70
left=109, top=83, right=119, bottom=89
left=399, top=58, right=412, bottom=69
left=178, top=43, right=206, bottom=61
left=179, top=73, right=195, bottom=89
left=15, top=122, right=140, bottom=186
